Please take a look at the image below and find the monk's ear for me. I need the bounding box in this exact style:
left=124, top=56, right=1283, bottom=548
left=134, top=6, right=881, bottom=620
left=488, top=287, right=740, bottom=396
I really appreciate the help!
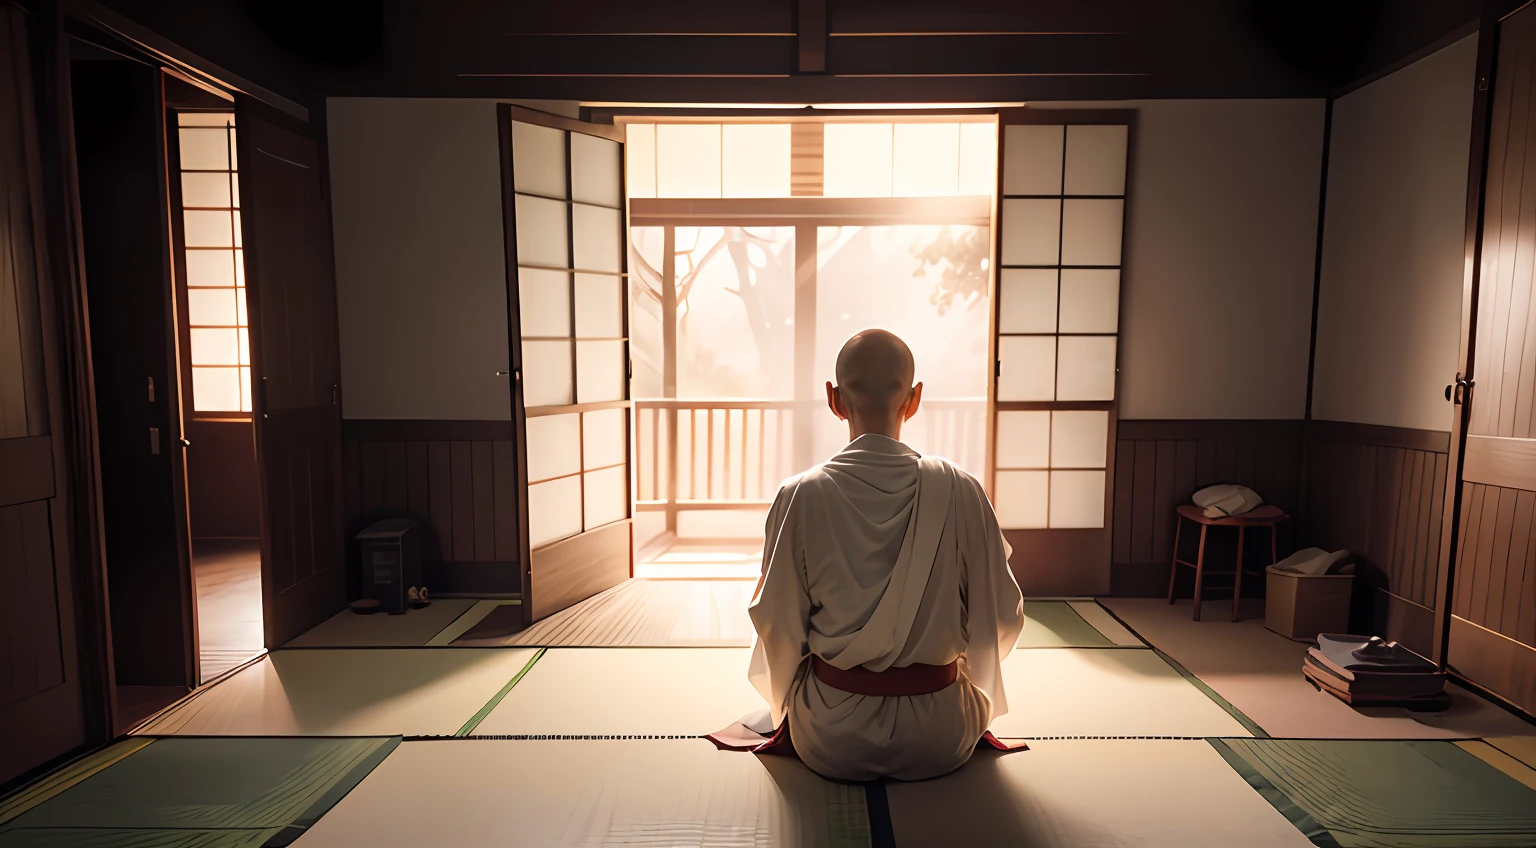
left=903, top=382, right=924, bottom=421
left=825, top=381, right=848, bottom=421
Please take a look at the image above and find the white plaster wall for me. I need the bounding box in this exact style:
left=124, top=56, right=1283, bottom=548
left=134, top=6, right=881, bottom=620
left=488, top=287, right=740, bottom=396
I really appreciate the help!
left=328, top=98, right=512, bottom=420
left=1036, top=99, right=1327, bottom=420
left=1310, top=35, right=1477, bottom=432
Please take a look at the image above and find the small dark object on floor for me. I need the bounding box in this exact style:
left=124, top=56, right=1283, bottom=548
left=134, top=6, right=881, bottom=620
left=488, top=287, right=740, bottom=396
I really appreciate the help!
left=1303, top=634, right=1449, bottom=711
left=350, top=598, right=381, bottom=615
left=357, top=519, right=422, bottom=614
left=1303, top=665, right=1454, bottom=712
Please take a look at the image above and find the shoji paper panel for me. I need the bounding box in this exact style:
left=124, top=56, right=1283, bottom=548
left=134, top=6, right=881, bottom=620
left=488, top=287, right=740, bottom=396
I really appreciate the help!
left=1002, top=124, right=1063, bottom=195
left=513, top=121, right=567, bottom=199
left=993, top=119, right=1127, bottom=534
left=526, top=414, right=581, bottom=483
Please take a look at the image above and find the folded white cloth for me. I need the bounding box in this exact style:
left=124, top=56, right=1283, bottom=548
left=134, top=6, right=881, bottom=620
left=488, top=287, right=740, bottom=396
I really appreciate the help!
left=1192, top=484, right=1263, bottom=518
left=1273, top=547, right=1352, bottom=576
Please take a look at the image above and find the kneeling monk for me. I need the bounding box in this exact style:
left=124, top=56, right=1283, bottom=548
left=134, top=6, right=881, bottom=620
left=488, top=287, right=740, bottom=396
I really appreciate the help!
left=746, top=329, right=1024, bottom=782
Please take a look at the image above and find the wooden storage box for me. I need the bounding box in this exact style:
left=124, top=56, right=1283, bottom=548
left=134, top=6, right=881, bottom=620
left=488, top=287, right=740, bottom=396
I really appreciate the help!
left=1264, top=566, right=1354, bottom=642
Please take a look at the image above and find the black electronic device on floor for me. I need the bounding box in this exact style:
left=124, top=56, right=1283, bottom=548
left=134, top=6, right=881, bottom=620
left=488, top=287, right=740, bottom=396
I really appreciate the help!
left=356, top=519, right=425, bottom=614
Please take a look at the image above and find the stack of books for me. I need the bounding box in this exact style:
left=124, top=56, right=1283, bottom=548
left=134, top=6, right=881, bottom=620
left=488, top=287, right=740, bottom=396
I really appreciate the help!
left=1303, top=634, right=1450, bottom=711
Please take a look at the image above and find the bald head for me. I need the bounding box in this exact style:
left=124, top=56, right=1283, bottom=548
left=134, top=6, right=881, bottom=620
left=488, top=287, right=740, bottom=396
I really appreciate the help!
left=832, top=330, right=917, bottom=423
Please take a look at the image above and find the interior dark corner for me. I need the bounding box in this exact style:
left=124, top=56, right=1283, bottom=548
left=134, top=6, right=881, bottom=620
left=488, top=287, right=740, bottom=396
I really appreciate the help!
left=1, top=0, right=1534, bottom=844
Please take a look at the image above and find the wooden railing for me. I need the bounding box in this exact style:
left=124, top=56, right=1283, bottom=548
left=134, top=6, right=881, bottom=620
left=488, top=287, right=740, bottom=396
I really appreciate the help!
left=635, top=398, right=988, bottom=514
left=635, top=400, right=801, bottom=505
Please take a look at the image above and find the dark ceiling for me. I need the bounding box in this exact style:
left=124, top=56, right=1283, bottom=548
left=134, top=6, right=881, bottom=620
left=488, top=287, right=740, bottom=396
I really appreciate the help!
left=86, top=0, right=1481, bottom=111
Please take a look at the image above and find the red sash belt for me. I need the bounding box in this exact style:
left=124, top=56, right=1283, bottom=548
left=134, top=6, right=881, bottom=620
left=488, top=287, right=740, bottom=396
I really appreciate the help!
left=811, top=655, right=958, bottom=697
left=706, top=655, right=1028, bottom=756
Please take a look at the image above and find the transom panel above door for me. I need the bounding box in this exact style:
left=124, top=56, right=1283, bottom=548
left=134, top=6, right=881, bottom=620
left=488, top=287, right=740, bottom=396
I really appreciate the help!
left=501, top=107, right=633, bottom=624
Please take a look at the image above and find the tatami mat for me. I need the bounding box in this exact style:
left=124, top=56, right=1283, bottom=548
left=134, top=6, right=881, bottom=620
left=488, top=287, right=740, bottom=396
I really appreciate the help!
left=455, top=579, right=756, bottom=647
left=424, top=600, right=516, bottom=646
left=1019, top=600, right=1141, bottom=648
left=887, top=739, right=1313, bottom=848
left=0, top=737, right=396, bottom=847
left=472, top=647, right=765, bottom=737
left=1103, top=597, right=1536, bottom=739
left=1066, top=600, right=1144, bottom=645
left=284, top=600, right=477, bottom=648
left=0, top=828, right=279, bottom=846
left=1457, top=741, right=1536, bottom=791
left=0, top=740, right=153, bottom=828
left=1214, top=738, right=1536, bottom=847
left=291, top=739, right=869, bottom=847
left=1488, top=735, right=1536, bottom=771
left=1019, top=601, right=1112, bottom=647
left=133, top=648, right=539, bottom=738
left=989, top=648, right=1254, bottom=738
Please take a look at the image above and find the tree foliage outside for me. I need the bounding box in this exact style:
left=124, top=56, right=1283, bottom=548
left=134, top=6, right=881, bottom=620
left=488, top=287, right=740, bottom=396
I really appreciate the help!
left=910, top=226, right=990, bottom=316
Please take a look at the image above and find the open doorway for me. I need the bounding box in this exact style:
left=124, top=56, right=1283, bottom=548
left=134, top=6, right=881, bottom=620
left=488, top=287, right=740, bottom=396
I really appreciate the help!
left=166, top=104, right=265, bottom=683
left=71, top=61, right=268, bottom=723
left=624, top=119, right=996, bottom=578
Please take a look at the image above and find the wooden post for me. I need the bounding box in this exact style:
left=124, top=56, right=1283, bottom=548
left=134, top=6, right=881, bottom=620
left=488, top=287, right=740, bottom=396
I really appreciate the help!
left=661, top=227, right=678, bottom=534
left=793, top=224, right=817, bottom=473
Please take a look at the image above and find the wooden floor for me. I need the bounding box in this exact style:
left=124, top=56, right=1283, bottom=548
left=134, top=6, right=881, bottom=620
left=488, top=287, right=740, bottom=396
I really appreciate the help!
left=115, top=685, right=186, bottom=732
left=192, top=539, right=263, bottom=682
left=634, top=538, right=762, bottom=579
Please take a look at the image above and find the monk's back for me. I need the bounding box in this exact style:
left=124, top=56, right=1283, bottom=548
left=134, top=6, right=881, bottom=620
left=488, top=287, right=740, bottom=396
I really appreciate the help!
left=785, top=436, right=972, bottom=670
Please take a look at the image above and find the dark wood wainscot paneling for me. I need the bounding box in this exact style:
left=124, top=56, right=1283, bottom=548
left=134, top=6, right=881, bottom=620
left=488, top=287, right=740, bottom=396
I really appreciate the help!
left=1302, top=421, right=1450, bottom=655
left=342, top=420, right=520, bottom=595
left=1110, top=420, right=1303, bottom=597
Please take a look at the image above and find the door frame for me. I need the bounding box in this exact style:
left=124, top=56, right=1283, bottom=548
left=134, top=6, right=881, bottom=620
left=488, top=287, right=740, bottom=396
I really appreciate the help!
left=13, top=2, right=317, bottom=765
left=624, top=204, right=995, bottom=546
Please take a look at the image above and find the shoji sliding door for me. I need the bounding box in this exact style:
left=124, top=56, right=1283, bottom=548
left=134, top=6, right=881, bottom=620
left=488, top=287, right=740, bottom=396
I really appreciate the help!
left=990, top=111, right=1131, bottom=595
left=500, top=107, right=632, bottom=623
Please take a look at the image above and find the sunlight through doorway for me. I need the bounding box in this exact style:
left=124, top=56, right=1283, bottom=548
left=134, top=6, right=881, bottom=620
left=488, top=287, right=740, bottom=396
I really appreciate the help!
left=624, top=118, right=997, bottom=577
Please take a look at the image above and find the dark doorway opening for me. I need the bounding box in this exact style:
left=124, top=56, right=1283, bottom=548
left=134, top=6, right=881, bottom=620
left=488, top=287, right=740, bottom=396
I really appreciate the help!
left=70, top=53, right=193, bottom=731
left=70, top=55, right=268, bottom=733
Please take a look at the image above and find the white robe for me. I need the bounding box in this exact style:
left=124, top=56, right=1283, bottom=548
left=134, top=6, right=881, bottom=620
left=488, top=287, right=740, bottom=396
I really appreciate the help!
left=747, top=434, right=1025, bottom=781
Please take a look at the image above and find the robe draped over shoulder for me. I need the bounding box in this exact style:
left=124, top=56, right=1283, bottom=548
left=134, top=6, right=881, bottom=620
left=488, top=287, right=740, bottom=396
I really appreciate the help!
left=746, top=434, right=1024, bottom=781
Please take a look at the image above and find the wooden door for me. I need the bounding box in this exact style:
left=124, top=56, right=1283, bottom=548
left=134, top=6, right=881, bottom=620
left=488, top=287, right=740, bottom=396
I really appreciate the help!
left=1441, top=2, right=1536, bottom=717
left=234, top=98, right=347, bottom=648
left=0, top=2, right=88, bottom=785
left=500, top=106, right=633, bottom=623
left=71, top=60, right=194, bottom=692
left=989, top=110, right=1132, bottom=596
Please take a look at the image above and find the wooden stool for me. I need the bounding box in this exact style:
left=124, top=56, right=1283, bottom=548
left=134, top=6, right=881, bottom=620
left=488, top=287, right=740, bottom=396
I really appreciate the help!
left=1166, top=504, right=1289, bottom=622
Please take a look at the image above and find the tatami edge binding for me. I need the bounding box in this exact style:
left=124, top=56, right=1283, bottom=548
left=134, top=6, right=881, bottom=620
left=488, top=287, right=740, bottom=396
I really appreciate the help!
left=1206, top=738, right=1344, bottom=848
left=1093, top=601, right=1272, bottom=738
left=260, top=736, right=403, bottom=848
left=425, top=599, right=520, bottom=646
left=0, top=738, right=155, bottom=827
left=455, top=647, right=547, bottom=736
left=864, top=780, right=896, bottom=848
